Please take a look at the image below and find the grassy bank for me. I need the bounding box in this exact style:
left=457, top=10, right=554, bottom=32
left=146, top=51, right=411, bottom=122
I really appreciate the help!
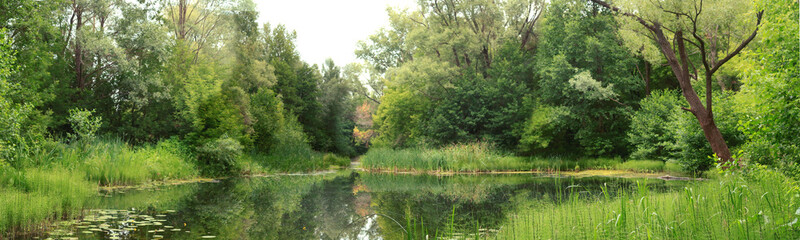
left=361, top=144, right=684, bottom=174
left=0, top=137, right=348, bottom=235
left=492, top=166, right=800, bottom=239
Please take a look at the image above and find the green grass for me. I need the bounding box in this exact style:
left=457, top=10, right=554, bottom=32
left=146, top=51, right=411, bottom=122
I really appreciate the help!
left=492, top=167, right=800, bottom=239
left=361, top=144, right=682, bottom=173
left=615, top=159, right=665, bottom=172
left=0, top=138, right=198, bottom=235
left=0, top=168, right=95, bottom=234
left=246, top=141, right=350, bottom=172
left=1, top=133, right=343, bottom=236
left=75, top=138, right=198, bottom=185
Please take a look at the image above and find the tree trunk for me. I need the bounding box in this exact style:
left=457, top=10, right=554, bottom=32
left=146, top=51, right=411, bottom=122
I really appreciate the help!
left=643, top=61, right=651, bottom=96
left=652, top=28, right=733, bottom=163
left=696, top=114, right=732, bottom=161
left=178, top=0, right=187, bottom=40
left=74, top=5, right=84, bottom=90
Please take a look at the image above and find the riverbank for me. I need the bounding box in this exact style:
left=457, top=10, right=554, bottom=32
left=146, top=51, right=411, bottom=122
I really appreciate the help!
left=360, top=146, right=685, bottom=174
left=491, top=166, right=800, bottom=239
left=0, top=137, right=350, bottom=236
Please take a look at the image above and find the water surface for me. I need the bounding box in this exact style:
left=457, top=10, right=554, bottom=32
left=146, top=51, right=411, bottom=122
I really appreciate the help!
left=42, top=171, right=688, bottom=239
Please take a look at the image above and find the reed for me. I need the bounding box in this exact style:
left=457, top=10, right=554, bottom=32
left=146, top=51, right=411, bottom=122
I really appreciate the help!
left=361, top=144, right=678, bottom=173
left=492, top=167, right=800, bottom=239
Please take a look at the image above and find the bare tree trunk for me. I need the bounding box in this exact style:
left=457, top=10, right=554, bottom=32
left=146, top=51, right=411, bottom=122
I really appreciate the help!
left=178, top=0, right=187, bottom=40
left=74, top=3, right=84, bottom=90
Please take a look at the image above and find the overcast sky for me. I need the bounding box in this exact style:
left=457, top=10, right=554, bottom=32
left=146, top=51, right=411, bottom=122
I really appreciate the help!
left=254, top=0, right=417, bottom=67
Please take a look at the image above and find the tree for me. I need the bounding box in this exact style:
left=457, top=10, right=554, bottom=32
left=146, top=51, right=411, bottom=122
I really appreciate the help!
left=165, top=0, right=229, bottom=60
left=736, top=0, right=799, bottom=177
left=319, top=59, right=357, bottom=156
left=533, top=0, right=643, bottom=156
left=589, top=0, right=763, bottom=163
left=0, top=29, right=31, bottom=165
left=0, top=0, right=71, bottom=134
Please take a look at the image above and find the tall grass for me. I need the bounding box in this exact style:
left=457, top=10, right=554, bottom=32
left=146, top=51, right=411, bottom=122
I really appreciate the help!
left=493, top=167, right=800, bottom=239
left=77, top=138, right=197, bottom=185
left=1, top=137, right=199, bottom=236
left=361, top=143, right=675, bottom=173
left=0, top=168, right=95, bottom=234
left=247, top=138, right=350, bottom=172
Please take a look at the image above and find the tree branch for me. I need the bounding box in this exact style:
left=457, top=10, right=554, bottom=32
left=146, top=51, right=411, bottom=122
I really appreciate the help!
left=709, top=10, right=764, bottom=75
left=589, top=0, right=655, bottom=30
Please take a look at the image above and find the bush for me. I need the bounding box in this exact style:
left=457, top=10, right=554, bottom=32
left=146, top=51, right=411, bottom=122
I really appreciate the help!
left=628, top=89, right=745, bottom=175
left=250, top=88, right=284, bottom=152
left=518, top=104, right=570, bottom=155
left=627, top=90, right=682, bottom=161
left=141, top=139, right=197, bottom=180
left=67, top=108, right=102, bottom=141
left=674, top=92, right=745, bottom=174
left=197, top=135, right=243, bottom=175
left=735, top=0, right=800, bottom=179
left=0, top=30, right=34, bottom=167
left=323, top=153, right=350, bottom=168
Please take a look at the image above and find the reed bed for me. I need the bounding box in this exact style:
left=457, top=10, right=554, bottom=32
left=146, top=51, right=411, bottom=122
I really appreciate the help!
left=361, top=144, right=675, bottom=173
left=493, top=167, right=800, bottom=239
left=0, top=168, right=95, bottom=234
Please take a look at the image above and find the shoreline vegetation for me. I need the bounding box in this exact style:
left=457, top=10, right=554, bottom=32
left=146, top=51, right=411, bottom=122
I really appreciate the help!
left=360, top=143, right=685, bottom=175
left=0, top=137, right=351, bottom=236
left=400, top=166, right=799, bottom=239
left=2, top=140, right=799, bottom=238
left=491, top=167, right=800, bottom=239
left=0, top=141, right=689, bottom=237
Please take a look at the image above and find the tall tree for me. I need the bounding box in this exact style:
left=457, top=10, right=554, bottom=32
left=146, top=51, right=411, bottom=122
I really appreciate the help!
left=165, top=0, right=229, bottom=60
left=589, top=0, right=763, bottom=162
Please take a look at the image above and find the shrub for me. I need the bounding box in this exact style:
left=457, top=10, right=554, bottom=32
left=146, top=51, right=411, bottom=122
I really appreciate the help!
left=197, top=135, right=243, bottom=175
left=67, top=108, right=102, bottom=141
left=518, top=104, right=570, bottom=155
left=674, top=92, right=745, bottom=174
left=627, top=90, right=682, bottom=161
left=140, top=139, right=197, bottom=180
left=628, top=89, right=745, bottom=175
left=323, top=153, right=350, bottom=167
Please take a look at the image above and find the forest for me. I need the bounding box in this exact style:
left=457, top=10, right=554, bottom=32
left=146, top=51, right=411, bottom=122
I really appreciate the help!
left=0, top=0, right=798, bottom=239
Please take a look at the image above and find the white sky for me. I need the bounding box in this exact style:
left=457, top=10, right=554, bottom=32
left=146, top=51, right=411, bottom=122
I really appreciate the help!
left=254, top=0, right=417, bottom=67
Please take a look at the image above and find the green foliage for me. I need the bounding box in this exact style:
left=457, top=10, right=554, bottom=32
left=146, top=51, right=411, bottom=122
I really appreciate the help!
left=362, top=143, right=646, bottom=172
left=373, top=88, right=431, bottom=148
left=675, top=92, right=745, bottom=174
left=534, top=0, right=643, bottom=156
left=735, top=0, right=800, bottom=179
left=627, top=90, right=683, bottom=160
left=67, top=108, right=102, bottom=141
left=197, top=135, right=244, bottom=175
left=318, top=59, right=357, bottom=156
left=79, top=138, right=197, bottom=185
left=0, top=167, right=95, bottom=234
left=322, top=153, right=350, bottom=168
left=627, top=89, right=745, bottom=174
left=518, top=104, right=570, bottom=154
left=0, top=29, right=31, bottom=166
left=614, top=160, right=664, bottom=173
left=250, top=88, right=284, bottom=152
